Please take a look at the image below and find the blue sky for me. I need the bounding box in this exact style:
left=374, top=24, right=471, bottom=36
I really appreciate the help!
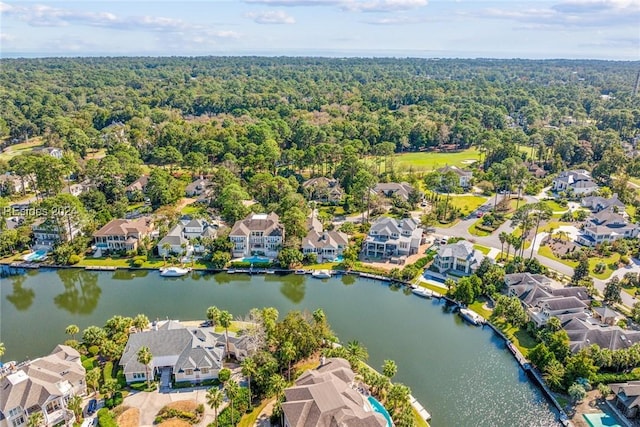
left=1, top=0, right=639, bottom=59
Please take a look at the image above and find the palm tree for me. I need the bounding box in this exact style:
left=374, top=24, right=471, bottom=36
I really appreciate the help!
left=65, top=324, right=79, bottom=341
left=206, top=306, right=220, bottom=327
left=241, top=357, right=257, bottom=405
left=133, top=314, right=149, bottom=332
left=27, top=412, right=44, bottom=427
left=225, top=380, right=241, bottom=425
left=136, top=346, right=153, bottom=387
left=382, top=359, right=397, bottom=379
left=206, top=387, right=224, bottom=427
left=67, top=395, right=83, bottom=423
left=498, top=232, right=508, bottom=261
left=281, top=341, right=296, bottom=381
left=218, top=310, right=233, bottom=356
left=529, top=203, right=552, bottom=260
left=161, top=243, right=171, bottom=265
left=346, top=340, right=369, bottom=363
left=86, top=367, right=101, bottom=395
left=0, top=342, right=5, bottom=358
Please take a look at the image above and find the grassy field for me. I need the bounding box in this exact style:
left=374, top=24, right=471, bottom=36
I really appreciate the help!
left=472, top=244, right=491, bottom=255
left=448, top=194, right=487, bottom=216
left=492, top=319, right=537, bottom=356
left=0, top=138, right=44, bottom=160
left=537, top=246, right=619, bottom=280
left=393, top=148, right=480, bottom=172
left=237, top=399, right=272, bottom=427
left=469, top=219, right=492, bottom=237
left=180, top=203, right=208, bottom=216
left=541, top=200, right=568, bottom=212
left=469, top=299, right=493, bottom=319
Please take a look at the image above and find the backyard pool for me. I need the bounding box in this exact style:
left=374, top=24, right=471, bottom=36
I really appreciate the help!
left=242, top=256, right=271, bottom=264
left=368, top=396, right=393, bottom=427
left=333, top=255, right=344, bottom=262
left=22, top=249, right=48, bottom=262
left=583, top=412, right=622, bottom=427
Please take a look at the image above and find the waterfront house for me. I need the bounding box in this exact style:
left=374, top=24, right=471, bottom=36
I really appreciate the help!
left=363, top=217, right=424, bottom=261
left=281, top=357, right=387, bottom=427
left=581, top=193, right=625, bottom=214
left=564, top=318, right=640, bottom=353
left=31, top=217, right=82, bottom=250
left=120, top=320, right=222, bottom=384
left=185, top=178, right=210, bottom=197
left=505, top=273, right=591, bottom=327
left=93, top=217, right=154, bottom=252
left=372, top=182, right=418, bottom=203
left=228, top=212, right=284, bottom=258
left=302, top=213, right=349, bottom=262
left=437, top=165, right=473, bottom=188
left=0, top=345, right=86, bottom=427
left=576, top=211, right=640, bottom=247
left=430, top=241, right=483, bottom=278
left=157, top=218, right=217, bottom=257
left=125, top=175, right=149, bottom=199
left=610, top=381, right=640, bottom=420
left=302, top=177, right=343, bottom=204
left=551, top=170, right=598, bottom=195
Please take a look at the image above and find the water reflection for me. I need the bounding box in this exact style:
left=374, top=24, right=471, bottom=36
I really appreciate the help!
left=112, top=269, right=149, bottom=280
left=341, top=274, right=356, bottom=286
left=53, top=269, right=101, bottom=315
left=6, top=274, right=35, bottom=311
left=279, top=274, right=305, bottom=303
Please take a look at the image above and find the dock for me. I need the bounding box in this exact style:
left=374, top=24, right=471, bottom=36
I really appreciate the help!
left=84, top=266, right=117, bottom=271
left=409, top=394, right=432, bottom=422
left=9, top=262, right=40, bottom=269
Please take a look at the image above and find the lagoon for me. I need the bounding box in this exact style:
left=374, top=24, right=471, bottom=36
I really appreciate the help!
left=1, top=268, right=559, bottom=426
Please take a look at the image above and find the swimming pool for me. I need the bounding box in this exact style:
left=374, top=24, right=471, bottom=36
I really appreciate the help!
left=23, top=249, right=48, bottom=262
left=242, top=256, right=271, bottom=264
left=368, top=396, right=393, bottom=427
left=333, top=255, right=344, bottom=262
left=583, top=412, right=622, bottom=427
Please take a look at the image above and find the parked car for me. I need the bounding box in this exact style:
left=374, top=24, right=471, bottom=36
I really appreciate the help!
left=476, top=211, right=484, bottom=218
left=87, top=399, right=97, bottom=415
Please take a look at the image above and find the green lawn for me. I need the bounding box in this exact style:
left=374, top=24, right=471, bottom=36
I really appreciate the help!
left=307, top=262, right=340, bottom=270
left=448, top=195, right=488, bottom=216
left=541, top=200, right=568, bottom=212
left=492, top=319, right=538, bottom=356
left=0, top=138, right=44, bottom=160
left=435, top=219, right=461, bottom=228
left=537, top=246, right=619, bottom=280
left=393, top=148, right=480, bottom=172
left=472, top=244, right=491, bottom=255
left=469, top=300, right=493, bottom=319
left=181, top=203, right=207, bottom=216
left=469, top=219, right=492, bottom=237
left=238, top=399, right=272, bottom=427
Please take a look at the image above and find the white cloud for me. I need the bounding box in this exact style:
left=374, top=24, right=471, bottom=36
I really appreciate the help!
left=480, top=0, right=640, bottom=28
left=246, top=10, right=296, bottom=24
left=363, top=15, right=431, bottom=24
left=0, top=32, right=16, bottom=42
left=243, top=0, right=428, bottom=12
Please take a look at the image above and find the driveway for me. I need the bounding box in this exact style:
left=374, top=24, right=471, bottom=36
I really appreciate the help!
left=124, top=388, right=227, bottom=427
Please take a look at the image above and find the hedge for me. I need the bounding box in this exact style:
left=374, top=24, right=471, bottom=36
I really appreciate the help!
left=97, top=408, right=117, bottom=427
left=593, top=371, right=640, bottom=384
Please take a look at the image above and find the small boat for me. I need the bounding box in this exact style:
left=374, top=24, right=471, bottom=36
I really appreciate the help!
left=459, top=308, right=485, bottom=326
left=227, top=269, right=236, bottom=274
left=295, top=269, right=307, bottom=275
left=411, top=286, right=433, bottom=298
left=312, top=270, right=332, bottom=279
left=159, top=267, right=191, bottom=277
left=266, top=269, right=276, bottom=274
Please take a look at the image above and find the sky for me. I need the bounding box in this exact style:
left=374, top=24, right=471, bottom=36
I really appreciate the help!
left=0, top=0, right=639, bottom=59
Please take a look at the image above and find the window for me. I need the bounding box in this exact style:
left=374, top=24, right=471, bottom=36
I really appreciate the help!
left=201, top=368, right=209, bottom=375
left=133, top=372, right=145, bottom=379
left=12, top=416, right=25, bottom=427
left=9, top=408, right=21, bottom=417
left=185, top=369, right=193, bottom=376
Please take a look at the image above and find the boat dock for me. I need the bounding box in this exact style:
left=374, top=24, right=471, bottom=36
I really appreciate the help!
left=84, top=266, right=117, bottom=271
left=9, top=262, right=40, bottom=269
left=409, top=394, right=432, bottom=423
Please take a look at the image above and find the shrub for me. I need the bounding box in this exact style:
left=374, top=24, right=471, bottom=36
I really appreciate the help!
left=88, top=345, right=100, bottom=356
left=132, top=258, right=144, bottom=267
left=621, top=255, right=630, bottom=265
left=68, top=254, right=81, bottom=265
left=97, top=408, right=117, bottom=427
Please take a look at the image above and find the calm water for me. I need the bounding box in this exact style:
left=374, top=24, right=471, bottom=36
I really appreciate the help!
left=0, top=268, right=559, bottom=426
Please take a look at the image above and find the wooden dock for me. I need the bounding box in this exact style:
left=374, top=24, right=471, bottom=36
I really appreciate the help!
left=9, top=262, right=40, bottom=269
left=84, top=266, right=117, bottom=271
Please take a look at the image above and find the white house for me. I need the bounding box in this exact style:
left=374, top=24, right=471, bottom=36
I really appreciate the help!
left=0, top=345, right=86, bottom=427
left=431, top=241, right=483, bottom=277
left=228, top=212, right=284, bottom=258
left=577, top=211, right=640, bottom=247
left=363, top=217, right=423, bottom=260
left=437, top=165, right=473, bottom=188
left=301, top=213, right=349, bottom=262
left=157, top=219, right=218, bottom=257
left=552, top=170, right=599, bottom=195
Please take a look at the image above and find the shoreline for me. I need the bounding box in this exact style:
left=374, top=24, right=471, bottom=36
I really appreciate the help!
left=1, top=262, right=571, bottom=425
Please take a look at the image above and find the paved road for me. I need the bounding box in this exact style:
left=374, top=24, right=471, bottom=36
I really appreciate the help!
left=432, top=196, right=639, bottom=308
